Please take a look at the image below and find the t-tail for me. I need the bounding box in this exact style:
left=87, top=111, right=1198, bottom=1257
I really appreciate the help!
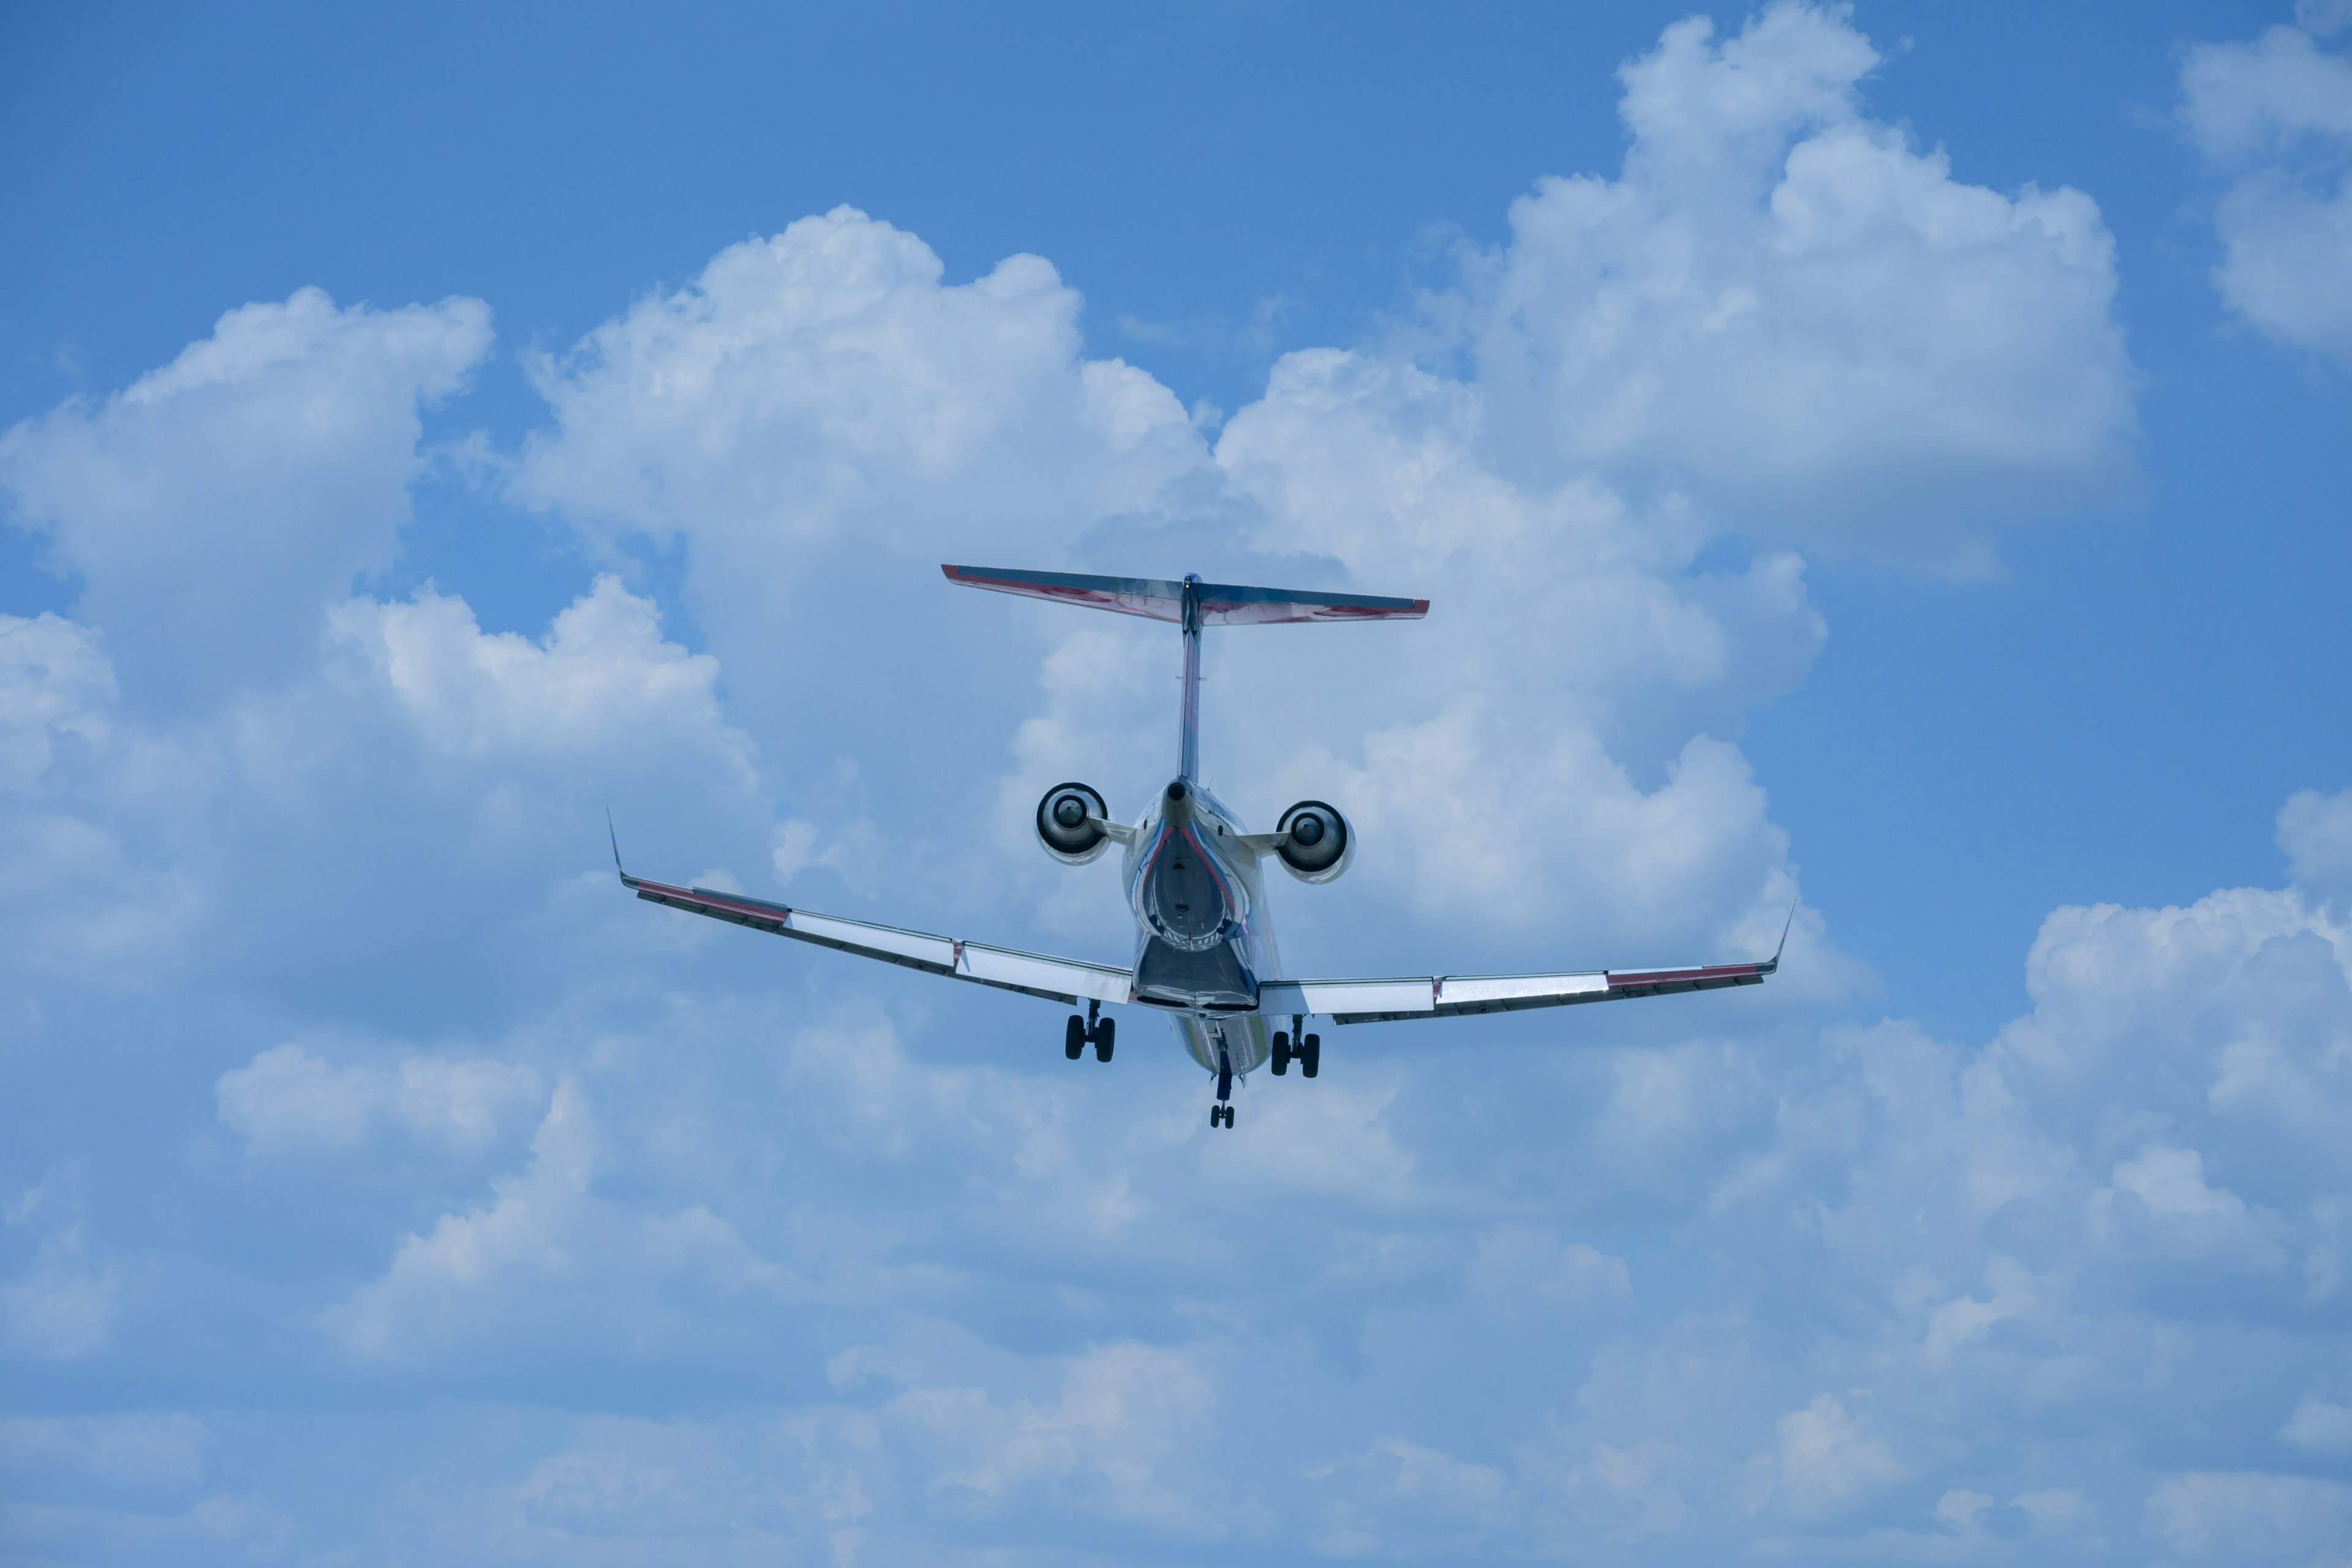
left=943, top=566, right=1430, bottom=780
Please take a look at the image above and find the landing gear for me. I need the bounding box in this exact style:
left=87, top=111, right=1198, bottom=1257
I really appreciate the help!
left=1209, top=1046, right=1235, bottom=1128
left=1066, top=1002, right=1115, bottom=1063
left=1272, top=1017, right=1319, bottom=1078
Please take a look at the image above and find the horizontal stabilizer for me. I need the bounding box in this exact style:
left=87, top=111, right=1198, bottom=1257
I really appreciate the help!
left=943, top=565, right=1427, bottom=625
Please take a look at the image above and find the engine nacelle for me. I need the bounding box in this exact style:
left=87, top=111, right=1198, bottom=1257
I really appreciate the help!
left=1036, top=782, right=1112, bottom=864
left=1275, top=799, right=1352, bottom=883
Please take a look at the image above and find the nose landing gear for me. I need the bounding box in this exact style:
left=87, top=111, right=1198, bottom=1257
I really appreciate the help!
left=1065, top=1001, right=1115, bottom=1063
left=1209, top=1046, right=1236, bottom=1128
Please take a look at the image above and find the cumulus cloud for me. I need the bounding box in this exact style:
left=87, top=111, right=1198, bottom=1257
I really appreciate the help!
left=0, top=612, right=114, bottom=788
left=0, top=1412, right=209, bottom=1487
left=2146, top=1471, right=2352, bottom=1561
left=216, top=1042, right=543, bottom=1155
left=328, top=574, right=752, bottom=776
left=2279, top=784, right=2352, bottom=897
left=1468, top=2, right=2135, bottom=565
left=2180, top=16, right=2352, bottom=361
left=0, top=1226, right=117, bottom=1362
left=0, top=287, right=492, bottom=708
left=902, top=1342, right=1217, bottom=1529
left=1751, top=1393, right=1902, bottom=1520
left=2281, top=1393, right=2352, bottom=1453
left=325, top=1082, right=796, bottom=1363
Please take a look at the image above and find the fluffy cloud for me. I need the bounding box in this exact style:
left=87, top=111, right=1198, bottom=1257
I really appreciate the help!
left=0, top=288, right=492, bottom=708
left=1469, top=3, right=2135, bottom=566
left=0, top=612, right=113, bottom=789
left=324, top=1081, right=797, bottom=1365
left=328, top=573, right=752, bottom=776
left=216, top=1042, right=543, bottom=1155
left=22, top=7, right=2334, bottom=1564
left=2279, top=783, right=2352, bottom=897
left=2180, top=13, right=2352, bottom=361
left=1, top=1180, right=118, bottom=1363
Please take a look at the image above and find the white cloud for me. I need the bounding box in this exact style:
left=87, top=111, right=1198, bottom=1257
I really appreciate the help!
left=0, top=287, right=492, bottom=707
left=1469, top=2, right=2135, bottom=565
left=902, top=1341, right=1216, bottom=1529
left=514, top=209, right=1199, bottom=557
left=1466, top=1226, right=1632, bottom=1311
left=2280, top=785, right=2352, bottom=897
left=2146, top=1471, right=2352, bottom=1561
left=328, top=573, right=752, bottom=777
left=2281, top=1394, right=2352, bottom=1453
left=0, top=1227, right=117, bottom=1361
left=216, top=1042, right=542, bottom=1155
left=326, top=1081, right=795, bottom=1362
left=0, top=1413, right=209, bottom=1486
left=2180, top=21, right=2352, bottom=362
left=0, top=612, right=115, bottom=790
left=1921, top=1255, right=2037, bottom=1364
left=1755, top=1394, right=1902, bottom=1519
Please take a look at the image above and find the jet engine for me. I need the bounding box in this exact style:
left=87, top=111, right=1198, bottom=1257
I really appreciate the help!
left=1036, top=782, right=1113, bottom=864
left=1274, top=799, right=1352, bottom=883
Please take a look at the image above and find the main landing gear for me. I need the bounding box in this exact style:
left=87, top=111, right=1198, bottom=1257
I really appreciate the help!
left=1064, top=1000, right=1115, bottom=1063
left=1270, top=1014, right=1320, bottom=1078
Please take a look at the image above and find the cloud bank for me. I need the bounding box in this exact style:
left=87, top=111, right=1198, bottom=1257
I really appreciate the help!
left=12, top=5, right=2348, bottom=1564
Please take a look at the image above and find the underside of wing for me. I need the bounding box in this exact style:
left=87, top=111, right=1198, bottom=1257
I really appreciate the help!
left=1259, top=954, right=1781, bottom=1025
left=941, top=565, right=1428, bottom=627
left=622, top=869, right=1133, bottom=1007
left=941, top=565, right=1188, bottom=622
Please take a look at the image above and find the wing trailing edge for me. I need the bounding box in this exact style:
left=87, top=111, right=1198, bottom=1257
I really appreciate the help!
left=1260, top=946, right=1783, bottom=1025
left=943, top=565, right=1427, bottom=625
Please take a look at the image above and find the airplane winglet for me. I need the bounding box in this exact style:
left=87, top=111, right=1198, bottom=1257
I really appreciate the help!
left=1768, top=897, right=1798, bottom=970
left=607, top=809, right=638, bottom=889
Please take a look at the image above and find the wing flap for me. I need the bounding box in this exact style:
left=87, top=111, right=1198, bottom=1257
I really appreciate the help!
left=1265, top=956, right=1776, bottom=1025
left=625, top=874, right=1133, bottom=1006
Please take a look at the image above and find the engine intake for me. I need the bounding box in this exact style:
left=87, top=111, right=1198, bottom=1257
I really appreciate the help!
left=1275, top=799, right=1352, bottom=883
left=1036, top=782, right=1112, bottom=864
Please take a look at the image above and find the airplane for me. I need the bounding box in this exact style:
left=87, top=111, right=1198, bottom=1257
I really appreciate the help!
left=614, top=566, right=1787, bottom=1130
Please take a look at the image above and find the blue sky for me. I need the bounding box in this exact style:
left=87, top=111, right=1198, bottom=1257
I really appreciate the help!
left=4, top=2, right=2351, bottom=1562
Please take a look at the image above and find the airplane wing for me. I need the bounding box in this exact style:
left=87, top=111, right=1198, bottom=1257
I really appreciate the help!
left=614, top=842, right=1131, bottom=1008
left=942, top=565, right=1428, bottom=626
left=1257, top=922, right=1789, bottom=1025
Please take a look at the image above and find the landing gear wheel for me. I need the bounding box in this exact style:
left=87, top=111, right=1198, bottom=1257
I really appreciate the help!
left=1091, top=1017, right=1115, bottom=1063
left=1271, top=1031, right=1291, bottom=1075
left=1064, top=1015, right=1086, bottom=1060
left=1210, top=1104, right=1235, bottom=1128
left=1300, top=1033, right=1321, bottom=1078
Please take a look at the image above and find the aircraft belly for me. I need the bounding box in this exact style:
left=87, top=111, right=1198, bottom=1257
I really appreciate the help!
left=1174, top=1012, right=1272, bottom=1077
left=1133, top=933, right=1257, bottom=1009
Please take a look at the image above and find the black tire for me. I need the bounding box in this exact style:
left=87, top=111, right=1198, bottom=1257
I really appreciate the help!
left=1271, top=1031, right=1291, bottom=1075
left=1301, top=1033, right=1321, bottom=1078
left=1093, top=1017, right=1115, bottom=1063
left=1065, top=1015, right=1085, bottom=1060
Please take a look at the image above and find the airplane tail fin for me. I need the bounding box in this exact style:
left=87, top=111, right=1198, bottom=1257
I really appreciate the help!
left=942, top=565, right=1427, bottom=626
